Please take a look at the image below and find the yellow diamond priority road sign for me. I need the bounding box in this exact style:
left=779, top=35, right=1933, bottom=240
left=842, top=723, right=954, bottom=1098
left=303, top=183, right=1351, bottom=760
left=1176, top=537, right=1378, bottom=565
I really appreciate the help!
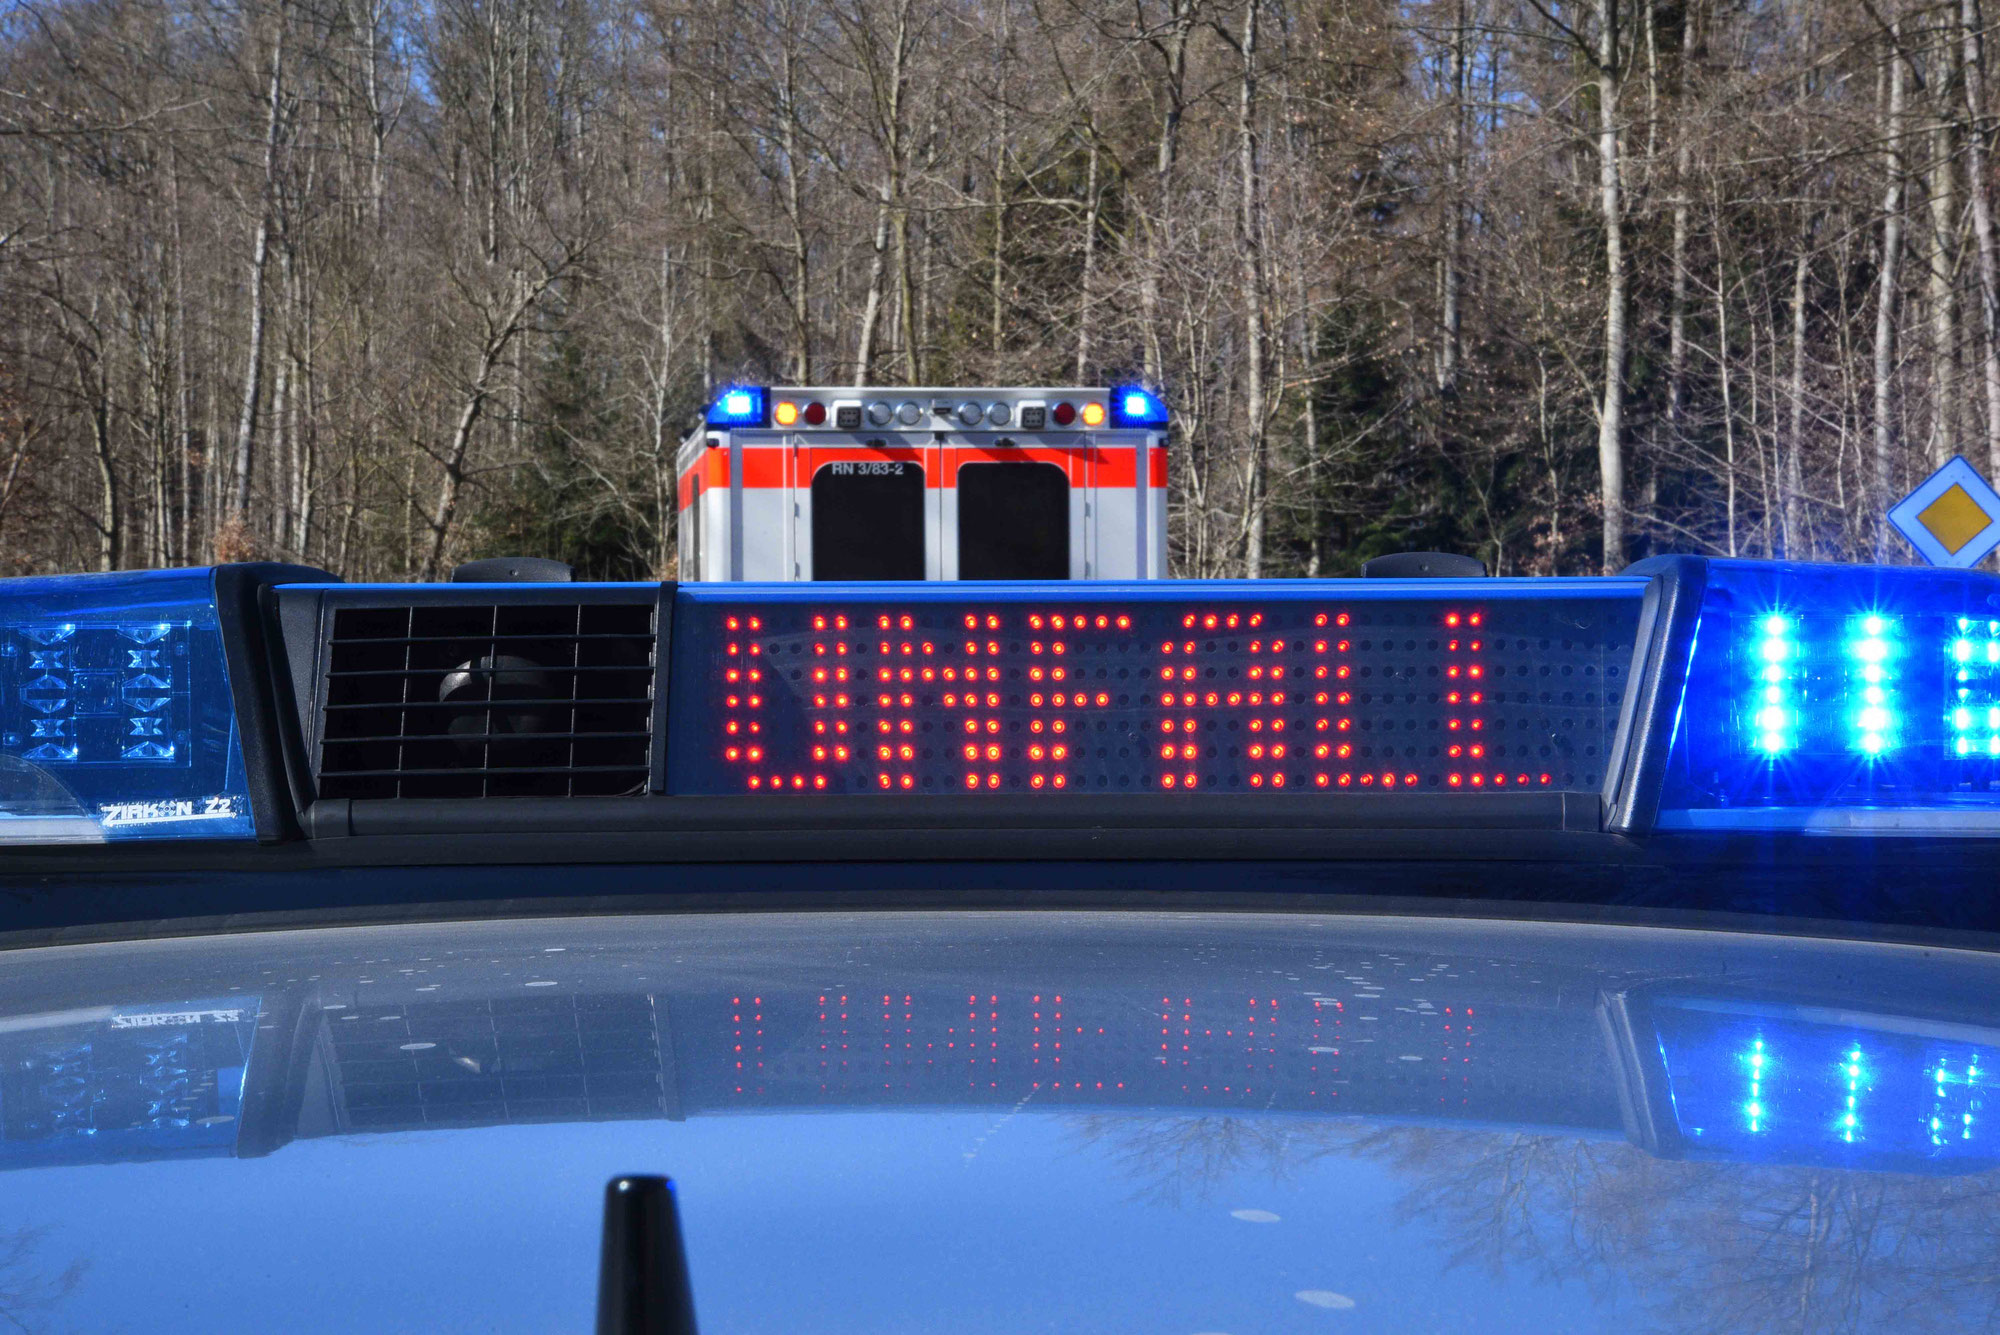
left=1888, top=456, right=2000, bottom=568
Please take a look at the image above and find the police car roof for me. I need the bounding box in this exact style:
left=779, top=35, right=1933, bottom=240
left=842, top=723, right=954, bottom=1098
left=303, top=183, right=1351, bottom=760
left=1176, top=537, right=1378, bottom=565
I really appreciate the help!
left=5, top=907, right=2000, bottom=1330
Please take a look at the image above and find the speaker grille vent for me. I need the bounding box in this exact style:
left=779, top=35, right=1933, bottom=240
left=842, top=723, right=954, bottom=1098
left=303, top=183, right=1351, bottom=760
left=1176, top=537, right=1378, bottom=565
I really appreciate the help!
left=316, top=601, right=655, bottom=799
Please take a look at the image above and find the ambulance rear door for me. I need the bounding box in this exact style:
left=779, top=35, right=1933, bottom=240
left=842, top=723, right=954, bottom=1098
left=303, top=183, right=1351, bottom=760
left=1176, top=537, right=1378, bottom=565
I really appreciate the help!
left=793, top=433, right=938, bottom=581
left=944, top=436, right=1083, bottom=580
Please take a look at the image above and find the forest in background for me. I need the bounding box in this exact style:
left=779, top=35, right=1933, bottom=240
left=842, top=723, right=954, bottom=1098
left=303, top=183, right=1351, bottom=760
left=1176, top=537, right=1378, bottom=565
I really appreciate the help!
left=0, top=0, right=1994, bottom=579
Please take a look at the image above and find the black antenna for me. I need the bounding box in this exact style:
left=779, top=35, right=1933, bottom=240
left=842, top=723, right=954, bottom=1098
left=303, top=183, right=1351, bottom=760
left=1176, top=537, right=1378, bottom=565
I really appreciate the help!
left=596, top=1176, right=699, bottom=1335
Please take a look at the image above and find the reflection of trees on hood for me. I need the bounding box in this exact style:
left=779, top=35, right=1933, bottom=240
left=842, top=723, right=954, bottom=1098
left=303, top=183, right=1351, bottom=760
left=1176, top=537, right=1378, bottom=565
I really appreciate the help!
left=0, top=1227, right=85, bottom=1333
left=1073, top=1116, right=2000, bottom=1334
left=1353, top=1125, right=2000, bottom=1335
left=1067, top=1115, right=1325, bottom=1208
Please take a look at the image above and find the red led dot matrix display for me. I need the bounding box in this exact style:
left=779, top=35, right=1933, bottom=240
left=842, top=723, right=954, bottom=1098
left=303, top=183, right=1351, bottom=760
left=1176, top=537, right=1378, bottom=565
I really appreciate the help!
left=1158, top=609, right=1299, bottom=790
left=669, top=592, right=1640, bottom=795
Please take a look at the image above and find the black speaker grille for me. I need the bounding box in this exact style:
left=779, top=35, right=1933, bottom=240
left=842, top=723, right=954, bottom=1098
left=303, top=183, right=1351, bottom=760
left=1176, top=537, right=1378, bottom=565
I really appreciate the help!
left=316, top=601, right=655, bottom=799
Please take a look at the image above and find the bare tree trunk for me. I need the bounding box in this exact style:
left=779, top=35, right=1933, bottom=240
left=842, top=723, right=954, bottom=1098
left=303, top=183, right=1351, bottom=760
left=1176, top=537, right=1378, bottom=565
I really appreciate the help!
left=228, top=1, right=287, bottom=538
left=147, top=348, right=167, bottom=567
left=779, top=42, right=812, bottom=381
left=1303, top=390, right=1322, bottom=575
left=855, top=193, right=892, bottom=385
left=94, top=408, right=120, bottom=572
left=1786, top=246, right=1809, bottom=555
left=294, top=260, right=316, bottom=557
left=1437, top=0, right=1468, bottom=394
left=1835, top=229, right=1863, bottom=550
left=1666, top=0, right=1699, bottom=449
left=849, top=0, right=911, bottom=386
left=1642, top=0, right=1660, bottom=161
left=1140, top=0, right=1194, bottom=386
left=74, top=345, right=121, bottom=571
left=169, top=146, right=193, bottom=565
left=1926, top=90, right=1959, bottom=466
left=698, top=78, right=717, bottom=388
left=1752, top=285, right=1776, bottom=556
left=270, top=326, right=291, bottom=549
left=1716, top=237, right=1738, bottom=557
left=365, top=0, right=387, bottom=233
left=895, top=192, right=919, bottom=381
left=1237, top=0, right=1271, bottom=578
left=425, top=394, right=485, bottom=581
left=484, top=0, right=504, bottom=263
left=1594, top=0, right=1629, bottom=571
left=0, top=426, right=36, bottom=553
left=989, top=0, right=1011, bottom=365
left=402, top=451, right=417, bottom=579
left=1963, top=0, right=2000, bottom=469
left=652, top=243, right=682, bottom=575
left=1076, top=134, right=1100, bottom=381
left=1875, top=20, right=1908, bottom=555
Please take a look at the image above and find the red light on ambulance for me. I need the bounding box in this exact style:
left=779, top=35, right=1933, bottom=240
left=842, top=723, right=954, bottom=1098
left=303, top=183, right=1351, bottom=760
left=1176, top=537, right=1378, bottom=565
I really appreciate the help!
left=803, top=401, right=827, bottom=426
left=1051, top=402, right=1077, bottom=427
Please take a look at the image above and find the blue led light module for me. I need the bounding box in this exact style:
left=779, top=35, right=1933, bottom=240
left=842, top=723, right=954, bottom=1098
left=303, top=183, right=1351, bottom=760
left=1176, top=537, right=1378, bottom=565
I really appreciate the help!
left=704, top=386, right=768, bottom=428
left=0, top=569, right=253, bottom=842
left=1658, top=560, right=2000, bottom=830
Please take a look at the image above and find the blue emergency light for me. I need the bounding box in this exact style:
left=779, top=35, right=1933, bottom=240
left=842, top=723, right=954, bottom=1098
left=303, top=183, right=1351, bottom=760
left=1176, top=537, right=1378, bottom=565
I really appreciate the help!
left=1656, top=559, right=2000, bottom=830
left=0, top=568, right=253, bottom=843
left=1108, top=385, right=1170, bottom=429
left=704, top=386, right=768, bottom=428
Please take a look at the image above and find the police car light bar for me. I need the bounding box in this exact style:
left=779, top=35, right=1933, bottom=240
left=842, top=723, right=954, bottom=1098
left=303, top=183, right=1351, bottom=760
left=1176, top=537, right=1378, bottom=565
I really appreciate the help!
left=14, top=557, right=2000, bottom=844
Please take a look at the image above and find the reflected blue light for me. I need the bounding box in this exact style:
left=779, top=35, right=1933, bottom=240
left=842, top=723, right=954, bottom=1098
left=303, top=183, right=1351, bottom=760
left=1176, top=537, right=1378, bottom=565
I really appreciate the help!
left=1841, top=1046, right=1866, bottom=1142
left=1651, top=996, right=1997, bottom=1170
left=0, top=996, right=259, bottom=1167
left=1931, top=1057, right=1985, bottom=1147
left=1745, top=1038, right=1766, bottom=1133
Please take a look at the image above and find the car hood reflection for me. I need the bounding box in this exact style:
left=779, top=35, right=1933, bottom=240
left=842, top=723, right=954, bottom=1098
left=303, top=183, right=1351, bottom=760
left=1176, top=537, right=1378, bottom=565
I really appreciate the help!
left=5, top=911, right=2000, bottom=1332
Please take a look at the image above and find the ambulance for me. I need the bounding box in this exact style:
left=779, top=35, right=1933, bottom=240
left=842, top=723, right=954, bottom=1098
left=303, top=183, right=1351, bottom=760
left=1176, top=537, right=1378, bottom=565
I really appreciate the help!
left=676, top=386, right=1170, bottom=581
